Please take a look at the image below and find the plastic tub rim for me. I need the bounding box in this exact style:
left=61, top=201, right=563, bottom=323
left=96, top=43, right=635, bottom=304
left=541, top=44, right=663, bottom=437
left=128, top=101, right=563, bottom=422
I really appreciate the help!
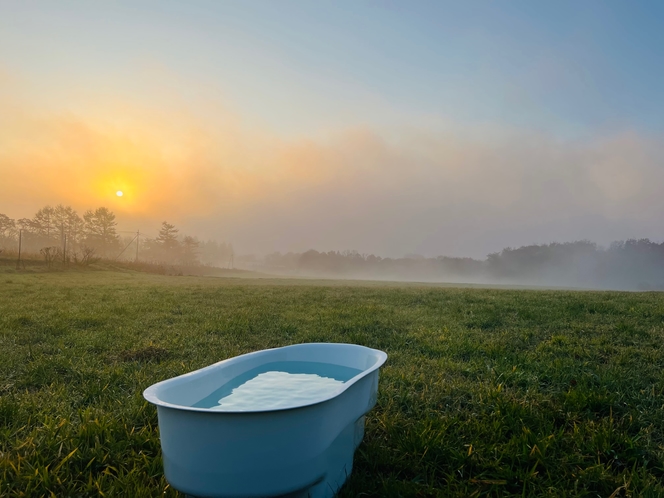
left=143, top=342, right=387, bottom=414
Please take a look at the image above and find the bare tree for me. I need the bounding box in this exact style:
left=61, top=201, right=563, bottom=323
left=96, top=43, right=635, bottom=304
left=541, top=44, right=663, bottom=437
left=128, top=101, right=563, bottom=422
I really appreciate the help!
left=77, top=246, right=100, bottom=266
left=40, top=246, right=60, bottom=268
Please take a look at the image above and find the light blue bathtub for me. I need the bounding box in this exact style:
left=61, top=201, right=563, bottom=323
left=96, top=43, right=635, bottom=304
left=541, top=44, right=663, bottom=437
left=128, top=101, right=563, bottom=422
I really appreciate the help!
left=143, top=343, right=387, bottom=497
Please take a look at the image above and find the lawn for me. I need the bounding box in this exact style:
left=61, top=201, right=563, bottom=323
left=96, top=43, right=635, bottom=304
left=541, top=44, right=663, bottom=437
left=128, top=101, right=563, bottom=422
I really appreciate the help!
left=1, top=268, right=663, bottom=497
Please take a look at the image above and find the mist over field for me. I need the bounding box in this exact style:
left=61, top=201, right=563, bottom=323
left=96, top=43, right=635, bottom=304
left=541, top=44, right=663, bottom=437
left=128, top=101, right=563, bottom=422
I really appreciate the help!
left=3, top=201, right=664, bottom=290
left=255, top=240, right=664, bottom=291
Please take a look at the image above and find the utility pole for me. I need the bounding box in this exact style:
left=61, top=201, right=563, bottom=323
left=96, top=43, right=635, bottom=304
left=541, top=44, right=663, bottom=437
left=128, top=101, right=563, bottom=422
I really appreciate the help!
left=16, top=229, right=22, bottom=270
left=63, top=234, right=67, bottom=265
left=135, top=231, right=140, bottom=262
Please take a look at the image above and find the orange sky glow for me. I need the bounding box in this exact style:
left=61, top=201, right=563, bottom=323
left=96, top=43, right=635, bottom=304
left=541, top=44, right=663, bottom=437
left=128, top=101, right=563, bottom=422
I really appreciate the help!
left=1, top=69, right=663, bottom=256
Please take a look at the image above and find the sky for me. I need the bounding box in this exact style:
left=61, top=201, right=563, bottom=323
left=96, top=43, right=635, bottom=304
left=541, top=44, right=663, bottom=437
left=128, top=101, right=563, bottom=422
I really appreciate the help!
left=1, top=1, right=663, bottom=258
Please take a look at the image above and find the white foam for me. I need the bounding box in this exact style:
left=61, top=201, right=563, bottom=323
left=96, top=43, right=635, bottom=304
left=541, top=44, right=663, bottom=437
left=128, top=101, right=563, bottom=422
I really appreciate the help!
left=208, top=371, right=345, bottom=411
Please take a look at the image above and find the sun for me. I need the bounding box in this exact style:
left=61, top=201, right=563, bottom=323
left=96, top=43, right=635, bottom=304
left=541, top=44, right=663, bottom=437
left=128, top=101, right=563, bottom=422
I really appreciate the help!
left=116, top=190, right=124, bottom=197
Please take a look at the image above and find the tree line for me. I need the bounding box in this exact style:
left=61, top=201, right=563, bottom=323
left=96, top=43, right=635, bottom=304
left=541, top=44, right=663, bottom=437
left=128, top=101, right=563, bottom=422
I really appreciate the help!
left=0, top=206, right=233, bottom=266
left=4, top=205, right=663, bottom=289
left=260, top=239, right=664, bottom=290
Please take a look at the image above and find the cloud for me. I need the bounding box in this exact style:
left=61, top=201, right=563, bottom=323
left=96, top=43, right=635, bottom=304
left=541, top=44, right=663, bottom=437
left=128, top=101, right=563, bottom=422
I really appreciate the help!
left=1, top=75, right=663, bottom=258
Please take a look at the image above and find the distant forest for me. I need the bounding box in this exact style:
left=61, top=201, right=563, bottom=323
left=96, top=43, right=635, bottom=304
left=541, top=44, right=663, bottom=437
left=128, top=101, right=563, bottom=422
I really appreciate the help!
left=0, top=205, right=233, bottom=267
left=256, top=240, right=664, bottom=290
left=2, top=206, right=664, bottom=290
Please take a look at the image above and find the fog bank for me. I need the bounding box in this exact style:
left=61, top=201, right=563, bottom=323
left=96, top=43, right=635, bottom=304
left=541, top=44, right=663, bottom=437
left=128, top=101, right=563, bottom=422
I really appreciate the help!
left=246, top=239, right=664, bottom=291
left=2, top=75, right=664, bottom=260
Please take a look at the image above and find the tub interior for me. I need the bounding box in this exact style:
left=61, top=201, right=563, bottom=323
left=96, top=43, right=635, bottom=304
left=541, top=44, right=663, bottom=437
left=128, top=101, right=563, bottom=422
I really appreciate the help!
left=154, top=344, right=384, bottom=410
left=193, top=361, right=362, bottom=411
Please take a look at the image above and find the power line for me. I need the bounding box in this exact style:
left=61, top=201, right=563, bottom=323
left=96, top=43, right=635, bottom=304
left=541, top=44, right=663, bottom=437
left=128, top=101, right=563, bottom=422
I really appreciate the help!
left=114, top=233, right=138, bottom=261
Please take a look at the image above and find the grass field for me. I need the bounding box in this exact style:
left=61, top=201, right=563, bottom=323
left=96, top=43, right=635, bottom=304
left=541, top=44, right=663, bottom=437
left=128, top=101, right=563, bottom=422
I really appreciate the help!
left=1, top=268, right=664, bottom=497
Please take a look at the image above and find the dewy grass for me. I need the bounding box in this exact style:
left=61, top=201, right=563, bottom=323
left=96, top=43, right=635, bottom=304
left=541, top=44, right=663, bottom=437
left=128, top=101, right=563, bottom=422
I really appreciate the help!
left=1, top=270, right=664, bottom=496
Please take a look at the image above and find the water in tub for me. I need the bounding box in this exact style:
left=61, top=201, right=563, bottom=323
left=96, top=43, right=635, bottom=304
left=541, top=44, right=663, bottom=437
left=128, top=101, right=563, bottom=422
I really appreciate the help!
left=193, top=361, right=362, bottom=411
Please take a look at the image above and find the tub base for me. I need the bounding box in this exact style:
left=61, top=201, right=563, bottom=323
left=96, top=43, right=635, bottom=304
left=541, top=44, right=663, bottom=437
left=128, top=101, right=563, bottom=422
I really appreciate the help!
left=298, top=415, right=365, bottom=498
left=183, top=416, right=365, bottom=498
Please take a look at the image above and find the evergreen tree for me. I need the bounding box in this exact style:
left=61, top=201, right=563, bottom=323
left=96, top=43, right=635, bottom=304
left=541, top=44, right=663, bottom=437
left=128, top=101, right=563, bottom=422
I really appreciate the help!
left=180, top=235, right=200, bottom=265
left=16, top=218, right=34, bottom=231
left=83, top=207, right=119, bottom=256
left=156, top=222, right=180, bottom=251
left=67, top=209, right=85, bottom=247
left=0, top=213, right=16, bottom=238
left=53, top=204, right=83, bottom=246
left=0, top=213, right=17, bottom=251
left=32, top=206, right=56, bottom=238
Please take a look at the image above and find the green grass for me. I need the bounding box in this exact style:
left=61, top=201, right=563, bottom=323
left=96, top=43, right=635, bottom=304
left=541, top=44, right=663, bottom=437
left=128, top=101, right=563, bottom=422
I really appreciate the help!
left=1, top=270, right=664, bottom=497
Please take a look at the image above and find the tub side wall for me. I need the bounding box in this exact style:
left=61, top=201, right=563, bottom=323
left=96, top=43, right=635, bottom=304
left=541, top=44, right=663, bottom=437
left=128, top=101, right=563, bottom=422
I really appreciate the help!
left=157, top=371, right=379, bottom=497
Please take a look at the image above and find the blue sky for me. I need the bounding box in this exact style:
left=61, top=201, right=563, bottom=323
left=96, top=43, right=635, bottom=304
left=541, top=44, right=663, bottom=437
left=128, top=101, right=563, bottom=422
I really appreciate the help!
left=1, top=1, right=663, bottom=257
left=3, top=1, right=663, bottom=135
